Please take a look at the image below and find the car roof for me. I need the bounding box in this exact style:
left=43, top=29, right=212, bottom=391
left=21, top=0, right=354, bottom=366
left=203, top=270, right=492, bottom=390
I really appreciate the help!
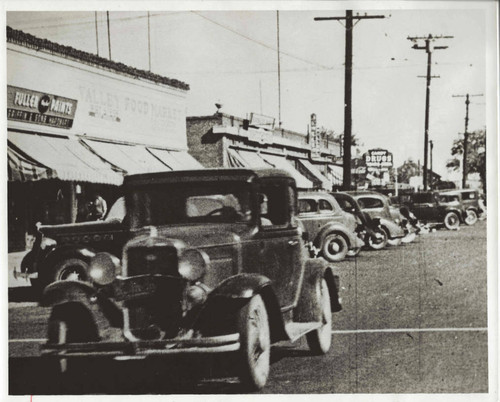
left=124, top=168, right=295, bottom=186
left=345, top=190, right=386, bottom=198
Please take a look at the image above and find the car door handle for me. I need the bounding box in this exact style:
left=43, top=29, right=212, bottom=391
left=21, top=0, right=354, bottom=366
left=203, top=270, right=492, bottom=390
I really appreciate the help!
left=288, top=240, right=299, bottom=247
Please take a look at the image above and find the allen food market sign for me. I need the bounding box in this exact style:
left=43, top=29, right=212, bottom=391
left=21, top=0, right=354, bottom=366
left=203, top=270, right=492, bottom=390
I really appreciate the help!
left=7, top=85, right=77, bottom=129
left=364, top=149, right=393, bottom=171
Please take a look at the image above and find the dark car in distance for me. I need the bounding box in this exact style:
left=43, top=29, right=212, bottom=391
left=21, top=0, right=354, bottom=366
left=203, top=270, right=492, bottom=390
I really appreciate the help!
left=40, top=168, right=342, bottom=391
left=297, top=192, right=364, bottom=261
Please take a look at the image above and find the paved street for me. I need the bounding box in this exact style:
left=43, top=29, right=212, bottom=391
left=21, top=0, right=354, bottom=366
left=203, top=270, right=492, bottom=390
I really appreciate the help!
left=8, top=221, right=488, bottom=394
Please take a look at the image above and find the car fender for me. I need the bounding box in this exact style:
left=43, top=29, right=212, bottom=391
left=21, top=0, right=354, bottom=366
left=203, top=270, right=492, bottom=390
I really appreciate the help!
left=379, top=218, right=405, bottom=239
left=314, top=223, right=355, bottom=249
left=196, top=273, right=288, bottom=343
left=41, top=279, right=97, bottom=308
left=294, top=258, right=342, bottom=323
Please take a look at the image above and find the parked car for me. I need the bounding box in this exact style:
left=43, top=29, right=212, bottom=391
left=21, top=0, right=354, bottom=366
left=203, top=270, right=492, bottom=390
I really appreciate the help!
left=439, top=189, right=481, bottom=225
left=18, top=197, right=128, bottom=291
left=408, top=191, right=468, bottom=230
left=297, top=192, right=365, bottom=261
left=330, top=192, right=389, bottom=250
left=40, top=168, right=342, bottom=391
left=346, top=191, right=407, bottom=246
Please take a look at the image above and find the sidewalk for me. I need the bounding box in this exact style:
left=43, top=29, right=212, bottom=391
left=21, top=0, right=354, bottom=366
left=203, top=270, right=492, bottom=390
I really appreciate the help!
left=7, top=251, right=31, bottom=288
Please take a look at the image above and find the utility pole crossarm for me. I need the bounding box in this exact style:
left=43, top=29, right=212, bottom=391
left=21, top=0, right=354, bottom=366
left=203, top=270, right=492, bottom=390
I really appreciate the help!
left=314, top=15, right=385, bottom=21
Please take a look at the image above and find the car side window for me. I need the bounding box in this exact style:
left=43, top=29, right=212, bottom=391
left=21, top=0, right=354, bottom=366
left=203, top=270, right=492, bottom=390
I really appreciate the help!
left=358, top=197, right=383, bottom=209
left=298, top=199, right=317, bottom=214
left=259, top=181, right=290, bottom=227
left=318, top=199, right=334, bottom=213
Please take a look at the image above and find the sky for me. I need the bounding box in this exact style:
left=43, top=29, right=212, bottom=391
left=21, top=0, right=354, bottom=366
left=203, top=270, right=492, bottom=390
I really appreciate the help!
left=4, top=2, right=497, bottom=179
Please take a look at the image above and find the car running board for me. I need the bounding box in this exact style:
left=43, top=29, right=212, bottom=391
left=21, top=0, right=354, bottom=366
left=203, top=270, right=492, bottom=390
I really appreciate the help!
left=285, top=322, right=323, bottom=342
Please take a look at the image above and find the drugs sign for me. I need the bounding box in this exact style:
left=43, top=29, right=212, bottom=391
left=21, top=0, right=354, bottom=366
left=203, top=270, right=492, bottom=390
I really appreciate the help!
left=364, top=149, right=393, bottom=169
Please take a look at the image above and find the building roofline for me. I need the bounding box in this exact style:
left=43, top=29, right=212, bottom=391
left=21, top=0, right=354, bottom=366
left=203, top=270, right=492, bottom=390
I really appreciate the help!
left=7, top=26, right=189, bottom=91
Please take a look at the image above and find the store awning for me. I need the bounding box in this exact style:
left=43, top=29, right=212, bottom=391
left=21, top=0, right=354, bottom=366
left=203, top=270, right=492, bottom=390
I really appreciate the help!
left=82, top=139, right=170, bottom=175
left=237, top=149, right=273, bottom=168
left=147, top=148, right=204, bottom=170
left=8, top=131, right=123, bottom=185
left=226, top=148, right=248, bottom=168
left=8, top=142, right=55, bottom=182
left=298, top=159, right=331, bottom=190
left=328, top=165, right=343, bottom=186
left=259, top=154, right=313, bottom=189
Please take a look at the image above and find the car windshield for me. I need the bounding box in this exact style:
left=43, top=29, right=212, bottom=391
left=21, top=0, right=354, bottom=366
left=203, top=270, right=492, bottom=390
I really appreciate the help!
left=127, top=181, right=252, bottom=228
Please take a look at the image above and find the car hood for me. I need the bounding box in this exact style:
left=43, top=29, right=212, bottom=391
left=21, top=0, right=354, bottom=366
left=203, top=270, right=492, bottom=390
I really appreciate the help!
left=39, top=219, right=123, bottom=238
left=151, top=223, right=252, bottom=249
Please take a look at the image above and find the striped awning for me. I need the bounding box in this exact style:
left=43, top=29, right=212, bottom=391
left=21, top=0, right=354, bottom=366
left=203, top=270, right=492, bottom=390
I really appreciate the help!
left=82, top=139, right=170, bottom=175
left=7, top=131, right=123, bottom=185
left=147, top=148, right=204, bottom=170
left=8, top=142, right=55, bottom=182
left=226, top=148, right=247, bottom=168
left=237, top=149, right=273, bottom=168
left=298, top=159, right=331, bottom=190
left=328, top=165, right=344, bottom=186
left=259, top=154, right=313, bottom=189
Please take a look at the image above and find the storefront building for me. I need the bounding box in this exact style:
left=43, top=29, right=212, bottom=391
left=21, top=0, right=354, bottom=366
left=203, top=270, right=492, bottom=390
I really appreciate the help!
left=7, top=27, right=201, bottom=252
left=186, top=112, right=343, bottom=191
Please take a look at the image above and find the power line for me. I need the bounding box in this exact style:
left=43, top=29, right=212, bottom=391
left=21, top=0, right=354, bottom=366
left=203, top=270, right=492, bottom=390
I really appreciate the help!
left=191, top=11, right=332, bottom=70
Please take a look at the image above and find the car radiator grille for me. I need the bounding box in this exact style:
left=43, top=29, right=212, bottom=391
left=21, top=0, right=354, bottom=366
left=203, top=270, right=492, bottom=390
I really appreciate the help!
left=126, top=246, right=178, bottom=277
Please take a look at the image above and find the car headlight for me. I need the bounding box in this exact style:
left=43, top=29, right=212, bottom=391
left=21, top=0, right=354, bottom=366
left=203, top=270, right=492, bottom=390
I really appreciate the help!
left=40, top=236, right=57, bottom=250
left=178, top=249, right=209, bottom=281
left=89, top=252, right=121, bottom=285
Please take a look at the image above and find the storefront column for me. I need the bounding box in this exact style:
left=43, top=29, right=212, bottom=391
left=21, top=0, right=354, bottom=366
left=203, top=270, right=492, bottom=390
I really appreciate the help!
left=68, top=182, right=78, bottom=223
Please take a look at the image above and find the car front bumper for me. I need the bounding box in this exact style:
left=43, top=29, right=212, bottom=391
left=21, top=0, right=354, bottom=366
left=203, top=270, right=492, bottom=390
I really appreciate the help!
left=40, top=333, right=241, bottom=359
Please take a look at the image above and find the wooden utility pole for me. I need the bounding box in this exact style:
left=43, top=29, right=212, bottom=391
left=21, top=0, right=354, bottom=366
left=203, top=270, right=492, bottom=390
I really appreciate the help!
left=452, top=93, right=483, bottom=188
left=277, top=11, right=282, bottom=128
left=429, top=140, right=433, bottom=189
left=107, top=11, right=112, bottom=60
left=408, top=34, right=452, bottom=191
left=315, top=11, right=385, bottom=190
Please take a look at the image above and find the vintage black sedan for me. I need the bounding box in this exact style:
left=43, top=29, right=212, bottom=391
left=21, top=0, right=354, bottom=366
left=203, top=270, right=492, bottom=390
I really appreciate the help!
left=40, top=168, right=342, bottom=391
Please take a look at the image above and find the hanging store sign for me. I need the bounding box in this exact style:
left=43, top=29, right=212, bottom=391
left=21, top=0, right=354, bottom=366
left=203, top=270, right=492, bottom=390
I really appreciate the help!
left=364, top=149, right=393, bottom=171
left=7, top=85, right=78, bottom=129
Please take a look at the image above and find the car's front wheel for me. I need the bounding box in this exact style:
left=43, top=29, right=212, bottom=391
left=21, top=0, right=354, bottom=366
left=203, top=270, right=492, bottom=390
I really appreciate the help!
left=236, top=294, right=271, bottom=391
left=306, top=278, right=332, bottom=355
left=42, top=258, right=90, bottom=290
left=321, top=233, right=348, bottom=262
left=367, top=228, right=388, bottom=250
left=444, top=212, right=460, bottom=230
left=465, top=209, right=478, bottom=226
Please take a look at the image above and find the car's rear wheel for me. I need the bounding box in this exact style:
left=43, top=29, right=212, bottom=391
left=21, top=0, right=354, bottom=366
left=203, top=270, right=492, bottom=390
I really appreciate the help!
left=465, top=209, right=478, bottom=226
left=444, top=212, right=460, bottom=230
left=236, top=294, right=271, bottom=391
left=321, top=233, right=348, bottom=262
left=368, top=228, right=388, bottom=250
left=306, top=278, right=332, bottom=355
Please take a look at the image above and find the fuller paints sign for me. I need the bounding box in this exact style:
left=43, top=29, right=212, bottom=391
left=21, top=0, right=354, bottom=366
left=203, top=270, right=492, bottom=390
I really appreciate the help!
left=364, top=149, right=393, bottom=172
left=7, top=85, right=77, bottom=129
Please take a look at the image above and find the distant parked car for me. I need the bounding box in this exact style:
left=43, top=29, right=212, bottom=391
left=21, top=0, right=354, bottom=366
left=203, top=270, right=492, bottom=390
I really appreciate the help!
left=298, top=192, right=364, bottom=261
left=409, top=191, right=467, bottom=230
left=330, top=192, right=389, bottom=250
left=439, top=189, right=481, bottom=225
left=346, top=191, right=407, bottom=246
